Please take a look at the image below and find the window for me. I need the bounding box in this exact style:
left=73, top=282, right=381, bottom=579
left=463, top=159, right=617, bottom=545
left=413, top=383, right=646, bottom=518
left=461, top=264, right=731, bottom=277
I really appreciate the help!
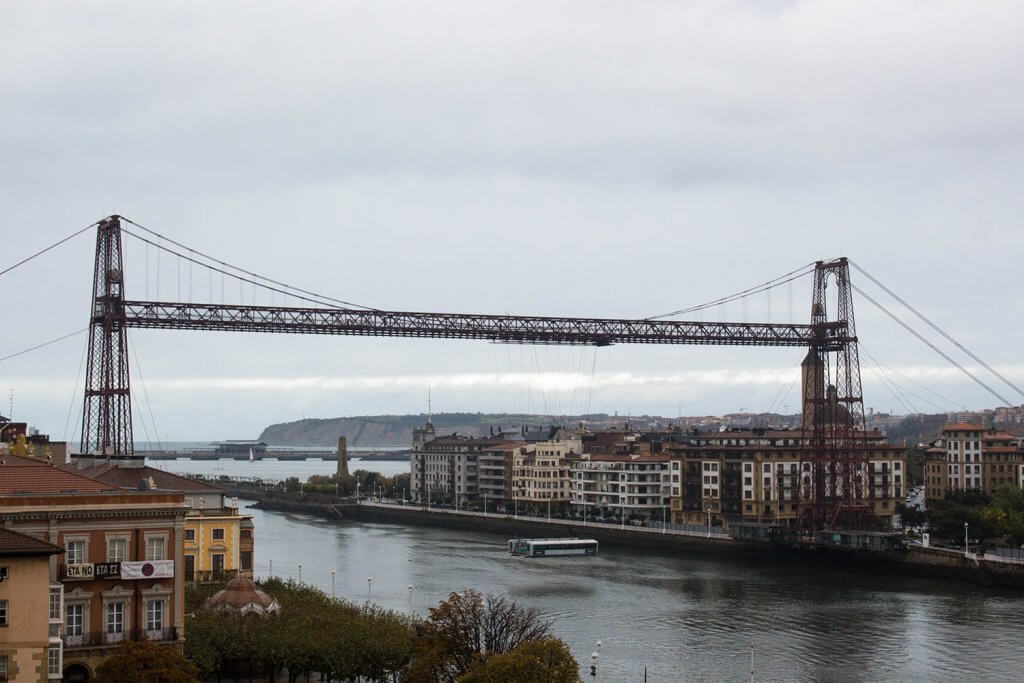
left=184, top=529, right=195, bottom=541
left=212, top=528, right=225, bottom=541
left=107, top=537, right=127, bottom=562
left=0, top=655, right=7, bottom=680
left=66, top=539, right=86, bottom=565
left=48, top=645, right=61, bottom=677
left=106, top=602, right=125, bottom=634
left=240, top=529, right=252, bottom=539
left=146, top=537, right=165, bottom=561
left=240, top=551, right=253, bottom=571
left=145, top=600, right=164, bottom=632
left=184, top=555, right=196, bottom=582
left=66, top=603, right=84, bottom=637
left=49, top=586, right=62, bottom=621
left=0, top=599, right=7, bottom=626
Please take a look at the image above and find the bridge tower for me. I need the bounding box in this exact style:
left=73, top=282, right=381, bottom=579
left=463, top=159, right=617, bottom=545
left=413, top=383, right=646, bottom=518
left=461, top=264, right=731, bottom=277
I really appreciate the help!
left=798, top=258, right=870, bottom=530
left=80, top=216, right=135, bottom=459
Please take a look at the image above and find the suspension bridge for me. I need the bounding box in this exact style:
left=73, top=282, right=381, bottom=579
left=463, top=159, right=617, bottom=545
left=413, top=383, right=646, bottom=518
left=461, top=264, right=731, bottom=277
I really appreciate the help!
left=3, top=215, right=1022, bottom=530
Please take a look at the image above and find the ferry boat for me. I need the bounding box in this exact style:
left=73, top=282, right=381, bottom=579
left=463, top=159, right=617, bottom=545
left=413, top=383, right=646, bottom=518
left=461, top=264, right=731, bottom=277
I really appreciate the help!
left=508, top=537, right=598, bottom=558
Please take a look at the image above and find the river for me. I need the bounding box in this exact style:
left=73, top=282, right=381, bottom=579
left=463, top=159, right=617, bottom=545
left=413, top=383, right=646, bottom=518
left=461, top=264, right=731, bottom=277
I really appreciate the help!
left=151, top=459, right=1024, bottom=681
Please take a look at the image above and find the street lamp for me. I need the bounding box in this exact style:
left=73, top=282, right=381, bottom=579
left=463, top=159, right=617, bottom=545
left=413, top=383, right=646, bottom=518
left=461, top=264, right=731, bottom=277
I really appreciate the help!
left=515, top=496, right=519, bottom=519
left=408, top=584, right=414, bottom=616
left=662, top=505, right=667, bottom=533
left=964, top=521, right=969, bottom=557
left=484, top=493, right=488, bottom=516
left=298, top=564, right=303, bottom=584
left=356, top=482, right=360, bottom=504
left=330, top=569, right=336, bottom=596
left=590, top=652, right=598, bottom=680
left=367, top=576, right=373, bottom=600
left=547, top=498, right=551, bottom=522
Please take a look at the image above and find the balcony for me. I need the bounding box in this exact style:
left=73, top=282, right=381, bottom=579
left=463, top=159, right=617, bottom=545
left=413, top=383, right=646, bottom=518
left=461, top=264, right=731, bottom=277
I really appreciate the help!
left=64, top=627, right=178, bottom=650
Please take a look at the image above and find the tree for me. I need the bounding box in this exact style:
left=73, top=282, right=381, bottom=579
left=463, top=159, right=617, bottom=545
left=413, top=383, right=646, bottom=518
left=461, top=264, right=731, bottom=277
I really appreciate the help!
left=95, top=640, right=200, bottom=683
left=457, top=639, right=579, bottom=683
left=407, top=590, right=553, bottom=682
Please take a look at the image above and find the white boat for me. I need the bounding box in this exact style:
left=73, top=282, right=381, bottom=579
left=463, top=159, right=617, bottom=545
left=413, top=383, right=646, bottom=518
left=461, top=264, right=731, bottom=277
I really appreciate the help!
left=508, top=538, right=598, bottom=557
left=248, top=447, right=254, bottom=462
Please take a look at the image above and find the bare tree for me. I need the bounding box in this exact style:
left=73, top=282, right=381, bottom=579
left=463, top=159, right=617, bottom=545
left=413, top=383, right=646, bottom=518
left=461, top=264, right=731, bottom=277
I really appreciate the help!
left=408, top=590, right=553, bottom=682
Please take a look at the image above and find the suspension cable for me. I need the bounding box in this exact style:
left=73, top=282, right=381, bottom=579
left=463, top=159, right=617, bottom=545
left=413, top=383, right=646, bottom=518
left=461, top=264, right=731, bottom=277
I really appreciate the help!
left=646, top=263, right=816, bottom=320
left=851, top=260, right=1024, bottom=401
left=852, top=283, right=1012, bottom=406
left=120, top=217, right=379, bottom=311
left=859, top=343, right=962, bottom=412
left=122, top=227, right=364, bottom=310
left=0, top=328, right=88, bottom=364
left=0, top=222, right=98, bottom=278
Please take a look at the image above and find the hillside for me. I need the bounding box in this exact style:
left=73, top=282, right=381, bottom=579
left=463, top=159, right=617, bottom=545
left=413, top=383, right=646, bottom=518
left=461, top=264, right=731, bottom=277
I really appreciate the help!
left=258, top=408, right=1016, bottom=448
left=258, top=413, right=597, bottom=447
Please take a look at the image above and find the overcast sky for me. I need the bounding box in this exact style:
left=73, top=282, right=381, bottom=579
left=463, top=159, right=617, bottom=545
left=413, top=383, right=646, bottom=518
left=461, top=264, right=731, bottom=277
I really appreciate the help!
left=2, top=1, right=1023, bottom=442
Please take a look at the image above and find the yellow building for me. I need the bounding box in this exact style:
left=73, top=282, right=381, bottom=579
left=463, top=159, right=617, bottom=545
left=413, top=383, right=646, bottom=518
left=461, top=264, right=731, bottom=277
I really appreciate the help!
left=183, top=500, right=254, bottom=582
left=0, top=528, right=65, bottom=682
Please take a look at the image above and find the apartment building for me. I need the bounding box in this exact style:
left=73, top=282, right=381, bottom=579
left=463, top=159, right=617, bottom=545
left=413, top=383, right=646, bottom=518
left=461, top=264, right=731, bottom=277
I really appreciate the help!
left=478, top=443, right=524, bottom=502
left=0, top=528, right=65, bottom=682
left=411, top=431, right=516, bottom=505
left=569, top=454, right=671, bottom=519
left=67, top=459, right=255, bottom=582
left=666, top=429, right=906, bottom=528
left=1, top=457, right=187, bottom=682
left=511, top=448, right=573, bottom=505
left=924, top=424, right=1024, bottom=503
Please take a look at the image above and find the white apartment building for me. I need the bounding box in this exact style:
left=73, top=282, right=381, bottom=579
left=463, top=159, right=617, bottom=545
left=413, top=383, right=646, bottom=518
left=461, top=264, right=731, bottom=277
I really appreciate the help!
left=570, top=454, right=670, bottom=518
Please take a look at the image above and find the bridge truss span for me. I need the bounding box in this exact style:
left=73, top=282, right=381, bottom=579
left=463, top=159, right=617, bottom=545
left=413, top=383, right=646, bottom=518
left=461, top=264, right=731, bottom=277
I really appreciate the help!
left=119, top=301, right=849, bottom=348
left=77, top=215, right=870, bottom=531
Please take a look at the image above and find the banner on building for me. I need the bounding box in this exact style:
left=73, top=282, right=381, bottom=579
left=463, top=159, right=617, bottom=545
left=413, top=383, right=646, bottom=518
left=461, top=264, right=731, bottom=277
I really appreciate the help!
left=120, top=560, right=174, bottom=580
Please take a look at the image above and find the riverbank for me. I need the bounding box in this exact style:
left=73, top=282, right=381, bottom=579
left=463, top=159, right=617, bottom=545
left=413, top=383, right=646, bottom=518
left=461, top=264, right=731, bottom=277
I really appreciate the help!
left=225, top=482, right=1024, bottom=590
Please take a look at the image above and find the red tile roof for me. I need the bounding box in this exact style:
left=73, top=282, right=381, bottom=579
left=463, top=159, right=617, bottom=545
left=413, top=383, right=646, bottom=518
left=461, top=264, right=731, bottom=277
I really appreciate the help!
left=0, top=463, right=116, bottom=495
left=943, top=423, right=985, bottom=432
left=66, top=463, right=223, bottom=493
left=0, top=528, right=64, bottom=557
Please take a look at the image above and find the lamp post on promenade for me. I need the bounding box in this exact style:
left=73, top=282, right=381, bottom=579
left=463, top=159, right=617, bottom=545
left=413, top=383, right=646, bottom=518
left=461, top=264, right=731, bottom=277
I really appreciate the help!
left=297, top=564, right=302, bottom=584
left=408, top=585, right=414, bottom=616
left=662, top=505, right=667, bottom=533
left=484, top=493, right=488, bottom=516
left=964, top=521, right=970, bottom=557
left=330, top=569, right=336, bottom=596
left=367, top=576, right=373, bottom=601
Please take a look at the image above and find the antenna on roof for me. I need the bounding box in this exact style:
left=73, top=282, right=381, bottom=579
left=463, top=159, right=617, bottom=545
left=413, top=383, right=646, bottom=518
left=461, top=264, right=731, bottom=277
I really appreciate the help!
left=427, top=386, right=432, bottom=424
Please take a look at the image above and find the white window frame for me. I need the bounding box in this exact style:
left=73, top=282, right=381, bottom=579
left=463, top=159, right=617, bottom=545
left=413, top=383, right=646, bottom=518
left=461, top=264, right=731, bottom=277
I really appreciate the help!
left=106, top=533, right=130, bottom=563
left=65, top=602, right=85, bottom=637
left=145, top=598, right=166, bottom=635
left=48, top=644, right=62, bottom=679
left=49, top=585, right=63, bottom=623
left=0, top=598, right=8, bottom=626
left=144, top=533, right=167, bottom=561
left=105, top=601, right=126, bottom=636
left=65, top=535, right=89, bottom=565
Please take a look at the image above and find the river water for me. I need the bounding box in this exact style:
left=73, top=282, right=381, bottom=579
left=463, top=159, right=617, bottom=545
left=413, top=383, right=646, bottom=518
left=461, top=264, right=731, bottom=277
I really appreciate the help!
left=151, top=459, right=1024, bottom=681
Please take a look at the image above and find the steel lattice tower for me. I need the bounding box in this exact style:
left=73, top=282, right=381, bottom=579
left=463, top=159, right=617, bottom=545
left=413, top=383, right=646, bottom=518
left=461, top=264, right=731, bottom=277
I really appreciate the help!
left=797, top=258, right=870, bottom=530
left=80, top=216, right=134, bottom=457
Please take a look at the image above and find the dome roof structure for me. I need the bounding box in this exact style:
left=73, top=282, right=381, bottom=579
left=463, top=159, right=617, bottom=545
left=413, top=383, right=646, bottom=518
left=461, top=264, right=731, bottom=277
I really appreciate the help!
left=206, top=576, right=281, bottom=615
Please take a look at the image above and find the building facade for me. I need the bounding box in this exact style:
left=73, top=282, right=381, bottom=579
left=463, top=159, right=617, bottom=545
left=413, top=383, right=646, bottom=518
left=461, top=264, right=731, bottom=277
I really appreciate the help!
left=666, top=429, right=906, bottom=528
left=1, top=458, right=188, bottom=682
left=0, top=528, right=65, bottom=682
left=924, top=424, right=1024, bottom=503
left=569, top=454, right=670, bottom=519
left=67, top=460, right=255, bottom=583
